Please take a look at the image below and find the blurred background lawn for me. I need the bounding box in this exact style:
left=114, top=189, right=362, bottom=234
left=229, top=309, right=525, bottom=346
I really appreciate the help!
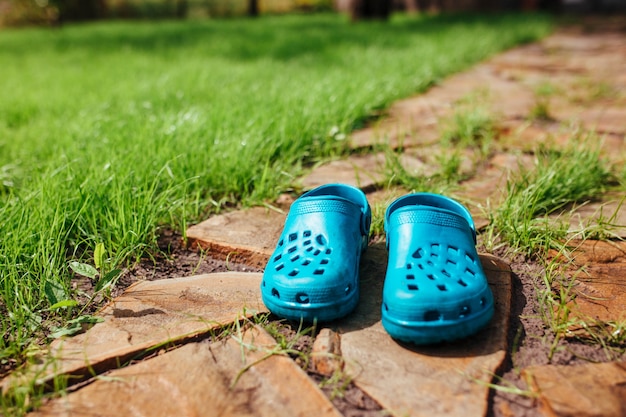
left=3, top=0, right=334, bottom=25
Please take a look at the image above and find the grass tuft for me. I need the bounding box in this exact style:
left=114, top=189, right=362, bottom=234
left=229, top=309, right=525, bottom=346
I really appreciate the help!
left=489, top=138, right=611, bottom=256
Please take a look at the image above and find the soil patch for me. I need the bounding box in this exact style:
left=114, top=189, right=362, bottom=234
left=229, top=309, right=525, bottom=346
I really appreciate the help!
left=119, top=229, right=262, bottom=287
left=488, top=248, right=626, bottom=417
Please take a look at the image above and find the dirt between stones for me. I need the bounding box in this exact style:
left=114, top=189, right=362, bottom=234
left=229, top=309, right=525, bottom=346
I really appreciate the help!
left=113, top=231, right=624, bottom=417
left=487, top=248, right=624, bottom=417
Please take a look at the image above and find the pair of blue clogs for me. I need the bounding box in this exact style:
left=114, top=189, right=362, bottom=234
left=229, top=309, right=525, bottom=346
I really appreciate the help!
left=260, top=184, right=494, bottom=345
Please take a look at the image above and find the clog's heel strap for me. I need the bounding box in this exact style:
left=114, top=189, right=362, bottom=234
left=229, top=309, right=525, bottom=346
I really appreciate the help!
left=385, top=193, right=475, bottom=246
left=300, top=183, right=371, bottom=239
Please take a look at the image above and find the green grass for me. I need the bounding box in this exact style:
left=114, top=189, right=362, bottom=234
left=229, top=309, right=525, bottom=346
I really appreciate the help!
left=383, top=95, right=496, bottom=194
left=484, top=135, right=624, bottom=361
left=441, top=94, right=496, bottom=151
left=487, top=138, right=612, bottom=257
left=0, top=11, right=553, bottom=390
left=384, top=146, right=458, bottom=194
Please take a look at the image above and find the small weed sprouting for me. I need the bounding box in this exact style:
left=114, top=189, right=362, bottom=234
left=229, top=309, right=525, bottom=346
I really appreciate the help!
left=529, top=81, right=558, bottom=122
left=369, top=200, right=388, bottom=240
left=435, top=150, right=463, bottom=183
left=467, top=370, right=538, bottom=399
left=536, top=257, right=579, bottom=361
left=532, top=236, right=626, bottom=361
left=261, top=318, right=316, bottom=368
left=383, top=146, right=455, bottom=195
left=230, top=317, right=316, bottom=388
left=529, top=100, right=552, bottom=122
left=438, top=98, right=498, bottom=182
left=318, top=366, right=354, bottom=401
left=72, top=242, right=121, bottom=300
left=48, top=243, right=121, bottom=339
left=568, top=78, right=617, bottom=105
left=568, top=319, right=626, bottom=359
left=441, top=105, right=496, bottom=156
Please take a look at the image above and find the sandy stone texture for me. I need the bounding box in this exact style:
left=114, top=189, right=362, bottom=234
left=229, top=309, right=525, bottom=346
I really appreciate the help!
left=2, top=273, right=265, bottom=391
left=524, top=362, right=626, bottom=417
left=335, top=246, right=512, bottom=417
left=30, top=326, right=342, bottom=417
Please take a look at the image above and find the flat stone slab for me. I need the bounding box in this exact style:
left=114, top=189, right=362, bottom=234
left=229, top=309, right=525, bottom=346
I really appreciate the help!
left=30, top=326, right=342, bottom=417
left=336, top=245, right=512, bottom=417
left=354, top=103, right=445, bottom=149
left=3, top=273, right=265, bottom=391
left=524, top=362, right=626, bottom=417
left=550, top=102, right=626, bottom=135
left=499, top=119, right=626, bottom=166
left=348, top=63, right=537, bottom=151
left=299, top=153, right=386, bottom=191
left=542, top=32, right=626, bottom=82
left=187, top=207, right=285, bottom=267
left=560, top=240, right=626, bottom=324
left=434, top=63, right=538, bottom=119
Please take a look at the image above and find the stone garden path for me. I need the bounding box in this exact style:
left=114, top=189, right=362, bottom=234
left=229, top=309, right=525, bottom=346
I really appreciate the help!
left=4, top=17, right=626, bottom=417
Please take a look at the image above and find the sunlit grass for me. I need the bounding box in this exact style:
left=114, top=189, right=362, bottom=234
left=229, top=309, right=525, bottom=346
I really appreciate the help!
left=489, top=140, right=612, bottom=256
left=484, top=135, right=623, bottom=362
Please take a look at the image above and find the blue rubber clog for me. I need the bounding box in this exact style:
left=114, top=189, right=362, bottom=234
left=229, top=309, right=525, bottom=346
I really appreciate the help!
left=261, top=184, right=371, bottom=322
left=382, top=193, right=494, bottom=345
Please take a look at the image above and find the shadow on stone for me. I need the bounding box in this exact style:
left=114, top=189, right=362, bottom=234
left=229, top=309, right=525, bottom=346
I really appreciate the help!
left=334, top=242, right=389, bottom=331
left=336, top=243, right=511, bottom=359
left=338, top=253, right=512, bottom=417
left=112, top=308, right=166, bottom=318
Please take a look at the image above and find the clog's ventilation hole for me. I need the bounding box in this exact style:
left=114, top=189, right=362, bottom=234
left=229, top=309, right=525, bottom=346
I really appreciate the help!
left=270, top=230, right=333, bottom=301
left=407, top=243, right=485, bottom=321
left=295, top=292, right=310, bottom=304
left=424, top=310, right=442, bottom=321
